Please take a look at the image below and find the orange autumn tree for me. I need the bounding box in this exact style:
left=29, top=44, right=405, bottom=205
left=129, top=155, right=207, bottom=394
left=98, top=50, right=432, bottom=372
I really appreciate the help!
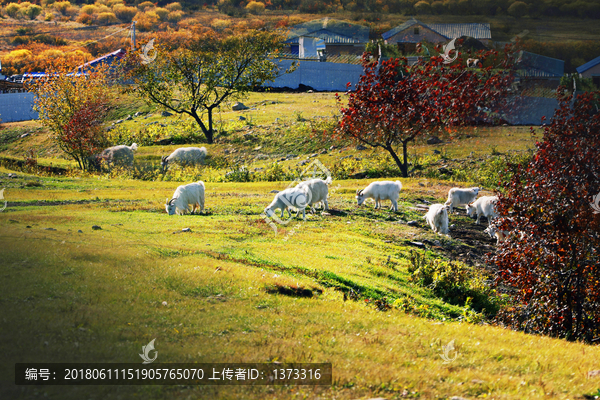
left=30, top=64, right=111, bottom=171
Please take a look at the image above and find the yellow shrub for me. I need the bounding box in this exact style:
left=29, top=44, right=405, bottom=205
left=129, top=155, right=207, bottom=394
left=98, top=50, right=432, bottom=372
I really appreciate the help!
left=106, top=0, right=123, bottom=6
left=167, top=10, right=183, bottom=23
left=80, top=4, right=97, bottom=15
left=97, top=11, right=118, bottom=24
left=133, top=11, right=159, bottom=32
left=6, top=3, right=21, bottom=18
left=53, top=1, right=70, bottom=14
left=211, top=18, right=231, bottom=31
left=95, top=4, right=110, bottom=13
left=113, top=4, right=136, bottom=22
left=42, top=0, right=57, bottom=6
left=5, top=49, right=34, bottom=62
left=137, top=1, right=155, bottom=11
left=44, top=12, right=54, bottom=21
left=40, top=49, right=64, bottom=59
left=245, top=1, right=265, bottom=15
left=155, top=7, right=168, bottom=20
left=166, top=2, right=182, bottom=11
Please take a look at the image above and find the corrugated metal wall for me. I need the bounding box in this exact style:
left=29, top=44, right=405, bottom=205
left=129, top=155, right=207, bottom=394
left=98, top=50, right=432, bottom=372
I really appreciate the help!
left=266, top=59, right=364, bottom=91
left=0, top=92, right=38, bottom=123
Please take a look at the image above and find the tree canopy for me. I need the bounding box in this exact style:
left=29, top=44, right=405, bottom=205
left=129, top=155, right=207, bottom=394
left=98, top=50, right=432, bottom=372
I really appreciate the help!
left=334, top=48, right=516, bottom=177
left=489, top=91, right=600, bottom=342
left=30, top=65, right=111, bottom=171
left=128, top=30, right=293, bottom=144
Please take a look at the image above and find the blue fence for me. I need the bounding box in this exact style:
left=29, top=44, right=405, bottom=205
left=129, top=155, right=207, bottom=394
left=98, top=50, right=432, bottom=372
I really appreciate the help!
left=267, top=59, right=364, bottom=92
left=0, top=92, right=38, bottom=123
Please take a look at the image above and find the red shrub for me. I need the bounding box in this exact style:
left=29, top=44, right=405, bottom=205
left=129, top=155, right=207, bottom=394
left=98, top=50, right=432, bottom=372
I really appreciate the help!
left=489, top=91, right=600, bottom=342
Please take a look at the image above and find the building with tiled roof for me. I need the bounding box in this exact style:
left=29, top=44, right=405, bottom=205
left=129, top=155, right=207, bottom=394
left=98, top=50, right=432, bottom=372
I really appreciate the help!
left=382, top=18, right=491, bottom=53
left=285, top=18, right=369, bottom=58
left=576, top=55, right=600, bottom=87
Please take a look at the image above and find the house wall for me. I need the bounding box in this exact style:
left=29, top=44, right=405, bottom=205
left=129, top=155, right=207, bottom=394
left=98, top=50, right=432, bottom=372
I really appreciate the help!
left=580, top=63, right=600, bottom=87
left=580, top=63, right=600, bottom=78
left=0, top=92, right=38, bottom=122
left=327, top=44, right=365, bottom=55
left=386, top=25, right=446, bottom=44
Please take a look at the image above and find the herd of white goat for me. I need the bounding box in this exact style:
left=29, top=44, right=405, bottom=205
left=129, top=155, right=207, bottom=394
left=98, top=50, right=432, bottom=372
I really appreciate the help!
left=101, top=143, right=504, bottom=242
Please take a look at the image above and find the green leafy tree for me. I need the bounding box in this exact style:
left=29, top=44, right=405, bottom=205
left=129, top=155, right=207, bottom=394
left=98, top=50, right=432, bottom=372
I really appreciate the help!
left=128, top=30, right=293, bottom=144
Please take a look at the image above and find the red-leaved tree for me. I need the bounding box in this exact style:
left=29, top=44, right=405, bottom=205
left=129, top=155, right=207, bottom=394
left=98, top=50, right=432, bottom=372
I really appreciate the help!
left=489, top=91, right=600, bottom=342
left=334, top=49, right=515, bottom=177
left=60, top=101, right=110, bottom=171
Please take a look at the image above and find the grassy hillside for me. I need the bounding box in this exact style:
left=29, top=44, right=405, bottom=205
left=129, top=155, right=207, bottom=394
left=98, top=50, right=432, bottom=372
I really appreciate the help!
left=1, top=90, right=600, bottom=399
left=2, top=170, right=600, bottom=399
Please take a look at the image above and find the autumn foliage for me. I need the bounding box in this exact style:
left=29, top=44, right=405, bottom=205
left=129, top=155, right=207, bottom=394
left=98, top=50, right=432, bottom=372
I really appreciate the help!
left=489, top=91, right=600, bottom=342
left=60, top=100, right=110, bottom=171
left=335, top=49, right=515, bottom=177
left=30, top=65, right=111, bottom=170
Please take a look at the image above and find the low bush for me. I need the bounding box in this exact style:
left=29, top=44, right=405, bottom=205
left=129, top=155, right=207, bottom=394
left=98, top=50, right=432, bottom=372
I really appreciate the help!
left=407, top=251, right=500, bottom=318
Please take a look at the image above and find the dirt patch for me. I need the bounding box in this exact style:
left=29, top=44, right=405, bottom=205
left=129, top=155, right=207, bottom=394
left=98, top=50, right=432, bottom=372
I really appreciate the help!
left=432, top=210, right=497, bottom=268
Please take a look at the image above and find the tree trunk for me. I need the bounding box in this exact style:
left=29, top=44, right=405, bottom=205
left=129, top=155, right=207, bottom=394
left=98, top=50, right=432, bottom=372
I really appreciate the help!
left=385, top=143, right=408, bottom=178
left=190, top=109, right=213, bottom=144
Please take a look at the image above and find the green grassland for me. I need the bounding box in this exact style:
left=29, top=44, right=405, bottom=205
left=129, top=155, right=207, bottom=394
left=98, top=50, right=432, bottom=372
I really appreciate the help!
left=1, top=91, right=599, bottom=399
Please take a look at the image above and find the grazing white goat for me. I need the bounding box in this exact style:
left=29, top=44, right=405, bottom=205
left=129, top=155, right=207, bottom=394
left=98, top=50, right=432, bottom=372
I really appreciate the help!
left=165, top=181, right=205, bottom=215
left=444, top=187, right=480, bottom=213
left=423, top=204, right=450, bottom=235
left=264, top=187, right=309, bottom=221
left=356, top=181, right=402, bottom=212
left=295, top=176, right=332, bottom=213
left=161, top=147, right=207, bottom=171
left=466, top=195, right=498, bottom=225
left=98, top=143, right=138, bottom=168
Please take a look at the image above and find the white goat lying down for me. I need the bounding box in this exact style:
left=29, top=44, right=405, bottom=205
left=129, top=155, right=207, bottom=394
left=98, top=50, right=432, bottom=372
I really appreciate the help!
left=264, top=187, right=309, bottom=221
left=161, top=147, right=207, bottom=171
left=356, top=180, right=402, bottom=212
left=466, top=195, right=498, bottom=225
left=484, top=225, right=508, bottom=243
left=484, top=219, right=525, bottom=244
left=165, top=181, right=205, bottom=215
left=424, top=204, right=450, bottom=235
left=295, top=176, right=332, bottom=213
left=98, top=143, right=138, bottom=168
left=444, top=187, right=480, bottom=213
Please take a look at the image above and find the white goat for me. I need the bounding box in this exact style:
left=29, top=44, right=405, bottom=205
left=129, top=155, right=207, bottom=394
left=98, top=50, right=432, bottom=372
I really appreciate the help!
left=424, top=204, right=450, bottom=235
left=295, top=176, right=332, bottom=213
left=161, top=147, right=207, bottom=171
left=165, top=181, right=205, bottom=215
left=264, top=187, right=309, bottom=221
left=466, top=195, right=498, bottom=225
left=356, top=180, right=402, bottom=212
left=444, top=187, right=480, bottom=213
left=484, top=225, right=509, bottom=243
left=98, top=143, right=138, bottom=168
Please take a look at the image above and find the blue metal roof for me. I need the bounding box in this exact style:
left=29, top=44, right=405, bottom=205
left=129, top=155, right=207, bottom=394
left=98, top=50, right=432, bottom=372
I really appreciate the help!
left=286, top=18, right=369, bottom=45
left=382, top=19, right=418, bottom=40
left=517, top=51, right=564, bottom=78
left=76, top=48, right=126, bottom=72
left=382, top=18, right=491, bottom=41
left=576, top=55, right=600, bottom=74
left=427, top=23, right=491, bottom=40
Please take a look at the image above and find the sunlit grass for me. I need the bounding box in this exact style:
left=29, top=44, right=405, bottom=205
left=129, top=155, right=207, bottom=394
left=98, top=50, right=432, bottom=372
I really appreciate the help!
left=2, top=174, right=600, bottom=399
